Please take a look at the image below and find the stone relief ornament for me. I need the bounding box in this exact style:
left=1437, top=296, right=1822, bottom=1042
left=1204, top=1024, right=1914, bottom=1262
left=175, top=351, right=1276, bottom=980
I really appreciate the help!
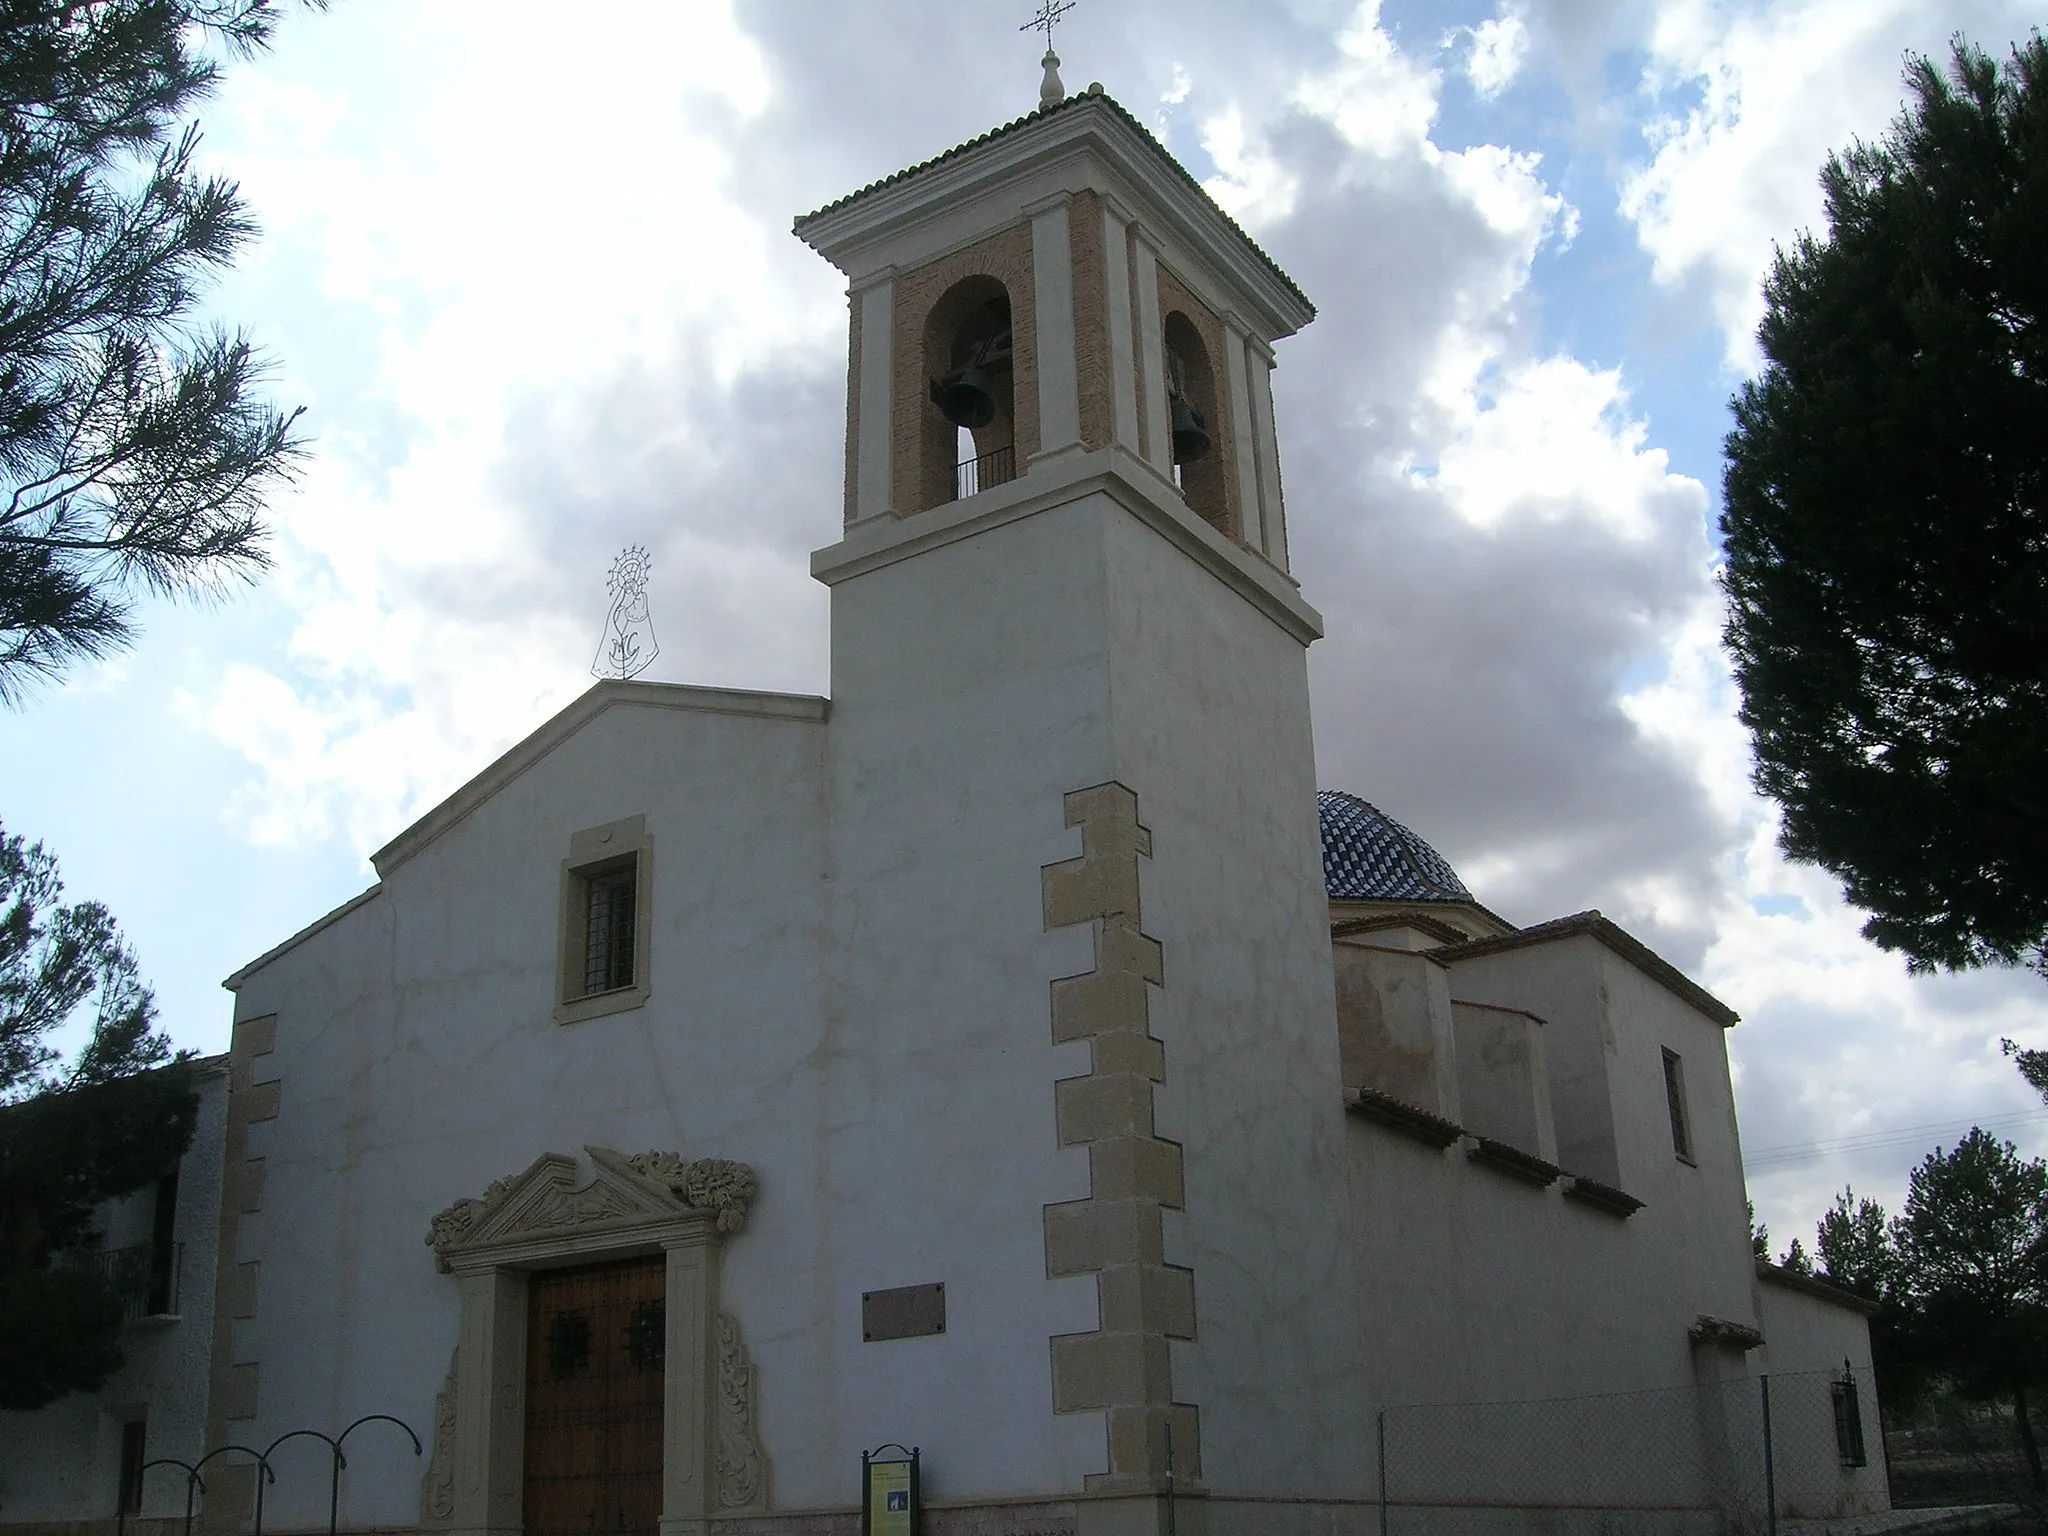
left=428, top=1150, right=758, bottom=1269
left=507, top=1177, right=638, bottom=1236
left=716, top=1311, right=767, bottom=1510
left=425, top=1200, right=483, bottom=1254
left=627, top=1152, right=759, bottom=1235
left=419, top=1348, right=457, bottom=1522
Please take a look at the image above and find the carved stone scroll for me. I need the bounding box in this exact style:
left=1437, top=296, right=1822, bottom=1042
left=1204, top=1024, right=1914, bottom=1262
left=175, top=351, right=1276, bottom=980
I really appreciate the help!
left=716, top=1311, right=768, bottom=1510
left=419, top=1346, right=457, bottom=1523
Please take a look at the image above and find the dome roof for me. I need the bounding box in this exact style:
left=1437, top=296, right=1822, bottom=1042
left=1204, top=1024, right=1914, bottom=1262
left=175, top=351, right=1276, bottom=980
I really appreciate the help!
left=1318, top=791, right=1473, bottom=903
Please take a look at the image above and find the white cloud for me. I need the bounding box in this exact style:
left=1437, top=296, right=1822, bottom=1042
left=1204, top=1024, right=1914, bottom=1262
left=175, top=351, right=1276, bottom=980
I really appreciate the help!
left=186, top=0, right=835, bottom=857
left=1465, top=9, right=1531, bottom=98
left=1202, top=104, right=1301, bottom=227
left=1620, top=0, right=2043, bottom=366
left=1294, top=0, right=1443, bottom=158
left=1420, top=354, right=1703, bottom=542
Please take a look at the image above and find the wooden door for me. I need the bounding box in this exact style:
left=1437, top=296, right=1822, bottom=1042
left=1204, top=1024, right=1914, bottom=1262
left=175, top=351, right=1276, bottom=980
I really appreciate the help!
left=523, top=1256, right=666, bottom=1536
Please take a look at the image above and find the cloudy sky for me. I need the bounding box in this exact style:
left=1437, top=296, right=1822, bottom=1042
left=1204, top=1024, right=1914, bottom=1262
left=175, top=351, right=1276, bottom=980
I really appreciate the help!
left=3, top=0, right=2043, bottom=1249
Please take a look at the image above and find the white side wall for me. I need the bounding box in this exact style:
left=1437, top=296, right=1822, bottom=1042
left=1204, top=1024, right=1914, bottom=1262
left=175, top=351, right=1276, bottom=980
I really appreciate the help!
left=1443, top=937, right=1758, bottom=1348
left=1756, top=1276, right=1887, bottom=1520
left=1342, top=933, right=1780, bottom=1518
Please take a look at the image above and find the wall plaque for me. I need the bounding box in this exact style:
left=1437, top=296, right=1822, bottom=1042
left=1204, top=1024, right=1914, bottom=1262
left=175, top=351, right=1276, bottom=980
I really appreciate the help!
left=862, top=1282, right=945, bottom=1342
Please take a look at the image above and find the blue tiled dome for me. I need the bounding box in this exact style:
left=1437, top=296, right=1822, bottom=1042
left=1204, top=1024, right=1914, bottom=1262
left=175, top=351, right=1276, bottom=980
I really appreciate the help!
left=1318, top=791, right=1473, bottom=902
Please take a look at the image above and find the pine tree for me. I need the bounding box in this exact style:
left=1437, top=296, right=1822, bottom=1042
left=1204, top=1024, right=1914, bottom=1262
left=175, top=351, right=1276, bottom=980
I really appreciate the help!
left=1721, top=35, right=2048, bottom=978
left=1893, top=1131, right=2048, bottom=1488
left=0, top=0, right=310, bottom=703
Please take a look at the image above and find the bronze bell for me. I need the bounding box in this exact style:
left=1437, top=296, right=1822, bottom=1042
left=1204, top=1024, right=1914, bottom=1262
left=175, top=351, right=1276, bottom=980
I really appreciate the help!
left=930, top=365, right=998, bottom=429
left=1170, top=396, right=1211, bottom=464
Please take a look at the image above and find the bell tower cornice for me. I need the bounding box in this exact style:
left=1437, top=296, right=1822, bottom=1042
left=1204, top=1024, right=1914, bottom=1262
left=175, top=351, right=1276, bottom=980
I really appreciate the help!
left=795, top=90, right=1313, bottom=341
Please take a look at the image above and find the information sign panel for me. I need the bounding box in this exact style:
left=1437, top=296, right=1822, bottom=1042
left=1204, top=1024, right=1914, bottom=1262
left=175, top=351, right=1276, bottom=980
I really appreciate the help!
left=861, top=1445, right=920, bottom=1536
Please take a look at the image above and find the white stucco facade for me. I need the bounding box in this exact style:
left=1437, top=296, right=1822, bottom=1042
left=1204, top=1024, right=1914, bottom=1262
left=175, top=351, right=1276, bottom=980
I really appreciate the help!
left=1, top=87, right=1881, bottom=1536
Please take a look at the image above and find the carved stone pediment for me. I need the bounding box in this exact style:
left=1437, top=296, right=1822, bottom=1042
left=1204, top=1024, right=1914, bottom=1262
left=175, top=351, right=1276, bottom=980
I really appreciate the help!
left=425, top=1146, right=756, bottom=1272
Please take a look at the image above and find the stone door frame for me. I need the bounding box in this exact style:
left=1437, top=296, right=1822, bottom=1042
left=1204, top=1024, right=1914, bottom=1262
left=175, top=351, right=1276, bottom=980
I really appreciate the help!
left=425, top=1147, right=766, bottom=1536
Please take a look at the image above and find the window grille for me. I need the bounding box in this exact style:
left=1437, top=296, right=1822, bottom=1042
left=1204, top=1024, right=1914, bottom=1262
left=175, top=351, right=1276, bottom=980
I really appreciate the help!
left=583, top=863, right=637, bottom=995
left=1832, top=1371, right=1868, bottom=1466
left=1662, top=1048, right=1692, bottom=1161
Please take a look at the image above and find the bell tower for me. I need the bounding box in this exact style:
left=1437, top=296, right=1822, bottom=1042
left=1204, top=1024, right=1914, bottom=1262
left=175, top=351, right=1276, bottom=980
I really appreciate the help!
left=797, top=81, right=1313, bottom=568
left=797, top=75, right=1361, bottom=1535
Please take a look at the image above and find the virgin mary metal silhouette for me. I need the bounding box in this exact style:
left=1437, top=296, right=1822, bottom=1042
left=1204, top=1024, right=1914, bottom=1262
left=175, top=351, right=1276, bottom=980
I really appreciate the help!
left=593, top=545, right=659, bottom=680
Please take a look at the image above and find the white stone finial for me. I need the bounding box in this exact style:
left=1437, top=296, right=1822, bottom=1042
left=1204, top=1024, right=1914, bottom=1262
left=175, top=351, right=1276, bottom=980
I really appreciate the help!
left=1039, top=48, right=1065, bottom=107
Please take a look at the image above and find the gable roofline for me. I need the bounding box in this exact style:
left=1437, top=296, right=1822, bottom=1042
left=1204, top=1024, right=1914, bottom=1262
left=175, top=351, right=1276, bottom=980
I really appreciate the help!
left=1429, top=910, right=1740, bottom=1028
left=370, top=680, right=829, bottom=879
left=794, top=89, right=1313, bottom=332
left=1331, top=910, right=1475, bottom=947
left=225, top=680, right=830, bottom=991
left=1328, top=894, right=1519, bottom=939
left=222, top=883, right=382, bottom=992
left=1757, top=1260, right=1881, bottom=1317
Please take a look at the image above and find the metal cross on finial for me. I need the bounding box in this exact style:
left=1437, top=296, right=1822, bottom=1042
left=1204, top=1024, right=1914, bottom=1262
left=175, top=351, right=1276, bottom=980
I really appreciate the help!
left=1020, top=0, right=1075, bottom=52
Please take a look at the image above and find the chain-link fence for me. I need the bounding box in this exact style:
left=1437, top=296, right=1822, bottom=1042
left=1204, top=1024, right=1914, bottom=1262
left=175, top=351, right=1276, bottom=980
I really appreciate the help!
left=1886, top=1392, right=2046, bottom=1516
left=1370, top=1367, right=1888, bottom=1534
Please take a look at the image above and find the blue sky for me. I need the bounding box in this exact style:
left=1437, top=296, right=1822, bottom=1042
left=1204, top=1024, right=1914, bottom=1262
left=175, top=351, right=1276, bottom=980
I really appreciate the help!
left=4, top=0, right=2045, bottom=1251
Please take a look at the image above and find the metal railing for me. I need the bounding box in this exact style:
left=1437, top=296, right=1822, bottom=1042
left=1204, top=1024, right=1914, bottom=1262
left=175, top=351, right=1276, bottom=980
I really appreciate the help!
left=88, top=1240, right=181, bottom=1320
left=125, top=1417, right=420, bottom=1536
left=954, top=444, right=1016, bottom=500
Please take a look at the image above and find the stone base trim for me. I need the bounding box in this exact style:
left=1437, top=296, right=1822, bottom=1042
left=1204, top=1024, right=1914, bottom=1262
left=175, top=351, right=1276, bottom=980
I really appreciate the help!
left=201, top=1012, right=280, bottom=1532
left=1041, top=783, right=1200, bottom=1490
left=0, top=1521, right=192, bottom=1536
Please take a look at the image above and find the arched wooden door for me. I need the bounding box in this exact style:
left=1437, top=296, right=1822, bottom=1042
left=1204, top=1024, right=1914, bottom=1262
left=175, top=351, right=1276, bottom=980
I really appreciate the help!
left=523, top=1255, right=666, bottom=1536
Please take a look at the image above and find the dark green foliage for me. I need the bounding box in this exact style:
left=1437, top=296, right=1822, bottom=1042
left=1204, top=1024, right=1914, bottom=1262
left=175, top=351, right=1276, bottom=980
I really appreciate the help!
left=1895, top=1131, right=2048, bottom=1372
left=1817, top=1186, right=1900, bottom=1304
left=1810, top=1150, right=2048, bottom=1474
left=1882, top=1133, right=2048, bottom=1485
left=1814, top=1187, right=1927, bottom=1415
left=1721, top=35, right=2048, bottom=977
left=2005, top=1037, right=2048, bottom=1102
left=0, top=1255, right=125, bottom=1408
left=0, top=0, right=310, bottom=703
left=0, top=820, right=195, bottom=1410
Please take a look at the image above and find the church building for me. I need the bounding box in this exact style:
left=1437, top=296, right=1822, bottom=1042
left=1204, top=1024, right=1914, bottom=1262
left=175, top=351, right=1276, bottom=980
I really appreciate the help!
left=1, top=61, right=1884, bottom=1536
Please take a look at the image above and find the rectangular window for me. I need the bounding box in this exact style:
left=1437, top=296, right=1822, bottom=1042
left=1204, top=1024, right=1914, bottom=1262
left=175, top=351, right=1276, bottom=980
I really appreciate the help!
left=582, top=861, right=637, bottom=995
left=555, top=815, right=652, bottom=1025
left=1662, top=1048, right=1693, bottom=1162
left=146, top=1169, right=179, bottom=1316
left=118, top=1417, right=146, bottom=1515
left=1832, top=1374, right=1868, bottom=1466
